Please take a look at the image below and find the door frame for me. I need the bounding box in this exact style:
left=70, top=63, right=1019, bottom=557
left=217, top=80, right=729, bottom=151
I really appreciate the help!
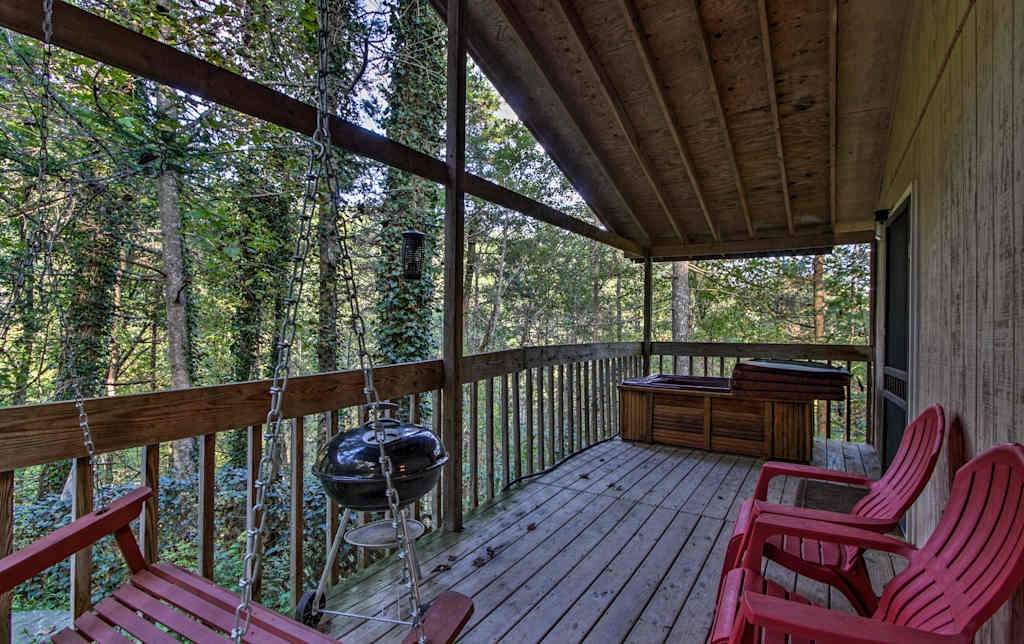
left=873, top=183, right=919, bottom=456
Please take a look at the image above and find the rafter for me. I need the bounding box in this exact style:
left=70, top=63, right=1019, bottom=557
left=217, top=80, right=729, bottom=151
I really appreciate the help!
left=757, top=0, right=796, bottom=235
left=645, top=230, right=874, bottom=262
left=691, top=0, right=755, bottom=238
left=491, top=0, right=653, bottom=246
left=617, top=0, right=719, bottom=241
left=829, top=0, right=839, bottom=231
left=553, top=0, right=688, bottom=244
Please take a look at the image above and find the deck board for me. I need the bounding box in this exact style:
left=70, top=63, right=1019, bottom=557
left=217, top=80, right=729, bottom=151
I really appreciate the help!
left=321, top=438, right=894, bottom=643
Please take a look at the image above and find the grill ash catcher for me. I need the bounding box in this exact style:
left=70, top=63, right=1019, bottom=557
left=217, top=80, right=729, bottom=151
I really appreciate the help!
left=296, top=401, right=447, bottom=643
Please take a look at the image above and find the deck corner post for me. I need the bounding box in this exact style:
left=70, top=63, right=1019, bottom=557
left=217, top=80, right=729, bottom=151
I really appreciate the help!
left=642, top=254, right=653, bottom=375
left=0, top=470, right=12, bottom=644
left=442, top=0, right=467, bottom=533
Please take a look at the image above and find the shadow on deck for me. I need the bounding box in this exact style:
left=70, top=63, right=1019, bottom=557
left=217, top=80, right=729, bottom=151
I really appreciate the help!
left=323, top=438, right=904, bottom=643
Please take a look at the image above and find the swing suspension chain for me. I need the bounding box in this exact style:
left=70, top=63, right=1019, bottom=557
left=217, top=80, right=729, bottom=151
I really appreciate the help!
left=232, top=0, right=339, bottom=636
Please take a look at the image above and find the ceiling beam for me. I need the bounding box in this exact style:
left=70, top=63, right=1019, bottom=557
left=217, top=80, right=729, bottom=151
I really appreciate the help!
left=690, top=0, right=755, bottom=238
left=757, top=0, right=796, bottom=236
left=0, top=0, right=642, bottom=256
left=617, top=0, right=720, bottom=241
left=553, top=0, right=688, bottom=244
left=829, top=0, right=839, bottom=231
left=643, top=229, right=874, bottom=261
left=491, top=0, right=653, bottom=246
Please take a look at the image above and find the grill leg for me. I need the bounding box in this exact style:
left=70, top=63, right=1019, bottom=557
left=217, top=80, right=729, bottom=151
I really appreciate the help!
left=314, top=508, right=351, bottom=610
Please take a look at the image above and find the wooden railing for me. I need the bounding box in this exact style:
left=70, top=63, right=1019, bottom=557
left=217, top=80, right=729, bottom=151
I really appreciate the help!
left=0, top=341, right=870, bottom=638
left=650, top=342, right=874, bottom=443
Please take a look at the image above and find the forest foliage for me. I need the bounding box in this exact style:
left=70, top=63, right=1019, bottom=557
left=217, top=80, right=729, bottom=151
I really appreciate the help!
left=0, top=0, right=869, bottom=627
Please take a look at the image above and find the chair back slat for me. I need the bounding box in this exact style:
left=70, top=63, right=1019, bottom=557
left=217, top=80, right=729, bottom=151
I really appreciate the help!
left=874, top=444, right=1024, bottom=637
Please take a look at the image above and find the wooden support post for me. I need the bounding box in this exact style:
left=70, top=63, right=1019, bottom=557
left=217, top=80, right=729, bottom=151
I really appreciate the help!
left=546, top=366, right=555, bottom=464
left=1, top=470, right=12, bottom=644
left=432, top=391, right=442, bottom=529
left=583, top=362, right=591, bottom=446
left=643, top=256, right=652, bottom=375
left=470, top=381, right=479, bottom=507
left=845, top=361, right=853, bottom=442
left=485, top=378, right=495, bottom=502
left=140, top=444, right=159, bottom=564
left=71, top=457, right=92, bottom=619
left=557, top=365, right=566, bottom=459
left=289, top=417, right=304, bottom=610
left=198, top=433, right=215, bottom=579
left=246, top=425, right=263, bottom=599
left=442, top=0, right=466, bottom=533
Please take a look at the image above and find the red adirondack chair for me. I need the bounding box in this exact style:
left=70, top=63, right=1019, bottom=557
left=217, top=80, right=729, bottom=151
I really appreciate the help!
left=712, top=443, right=1024, bottom=644
left=720, top=404, right=944, bottom=614
left=0, top=487, right=473, bottom=643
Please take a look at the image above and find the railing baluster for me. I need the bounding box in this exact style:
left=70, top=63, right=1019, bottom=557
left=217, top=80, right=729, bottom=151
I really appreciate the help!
left=486, top=378, right=495, bottom=502
left=409, top=394, right=422, bottom=520
left=866, top=361, right=873, bottom=444
left=246, top=425, right=263, bottom=599
left=470, top=382, right=479, bottom=507
left=547, top=365, right=555, bottom=464
left=845, top=360, right=853, bottom=442
left=688, top=355, right=694, bottom=375
left=501, top=374, right=510, bottom=489
left=71, top=456, right=92, bottom=619
left=583, top=362, right=592, bottom=446
left=326, top=411, right=340, bottom=582
left=289, top=417, right=304, bottom=610
left=537, top=367, right=546, bottom=469
left=140, top=443, right=159, bottom=564
left=567, top=363, right=575, bottom=455
left=826, top=360, right=833, bottom=440
left=513, top=371, right=522, bottom=481
left=557, top=364, right=565, bottom=460
left=1, top=470, right=11, bottom=644
left=526, top=368, right=534, bottom=475
left=199, top=433, right=215, bottom=579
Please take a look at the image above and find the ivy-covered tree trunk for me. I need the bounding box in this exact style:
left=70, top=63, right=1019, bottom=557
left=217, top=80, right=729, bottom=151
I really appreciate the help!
left=374, top=0, right=445, bottom=403
left=38, top=189, right=122, bottom=499
left=672, top=260, right=690, bottom=375
left=592, top=241, right=601, bottom=342
left=156, top=86, right=195, bottom=476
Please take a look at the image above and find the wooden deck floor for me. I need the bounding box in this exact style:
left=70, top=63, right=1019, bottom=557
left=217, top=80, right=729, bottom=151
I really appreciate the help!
left=323, top=438, right=905, bottom=643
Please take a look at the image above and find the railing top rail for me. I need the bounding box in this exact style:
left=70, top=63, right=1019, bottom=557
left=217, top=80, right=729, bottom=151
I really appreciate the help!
left=461, top=342, right=643, bottom=382
left=0, top=360, right=443, bottom=471
left=650, top=342, right=872, bottom=362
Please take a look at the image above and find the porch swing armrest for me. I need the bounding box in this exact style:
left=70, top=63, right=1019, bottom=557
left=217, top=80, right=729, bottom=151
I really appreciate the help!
left=0, top=486, right=151, bottom=594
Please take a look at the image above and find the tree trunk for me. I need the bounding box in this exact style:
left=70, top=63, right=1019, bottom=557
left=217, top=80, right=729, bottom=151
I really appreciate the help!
left=813, top=254, right=827, bottom=434
left=156, top=88, right=194, bottom=475
left=672, top=261, right=691, bottom=374
left=615, top=272, right=622, bottom=342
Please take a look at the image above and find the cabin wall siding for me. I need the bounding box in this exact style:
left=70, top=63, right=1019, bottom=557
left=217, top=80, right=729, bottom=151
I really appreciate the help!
left=878, top=0, right=1023, bottom=640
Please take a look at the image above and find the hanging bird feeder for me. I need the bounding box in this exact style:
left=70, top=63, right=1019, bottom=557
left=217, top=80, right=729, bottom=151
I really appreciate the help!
left=401, top=230, right=426, bottom=280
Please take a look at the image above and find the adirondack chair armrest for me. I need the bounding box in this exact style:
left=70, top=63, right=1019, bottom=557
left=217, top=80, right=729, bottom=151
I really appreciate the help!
left=741, top=513, right=916, bottom=570
left=0, top=487, right=151, bottom=594
left=750, top=500, right=895, bottom=531
left=753, top=461, right=874, bottom=500
left=735, top=592, right=968, bottom=644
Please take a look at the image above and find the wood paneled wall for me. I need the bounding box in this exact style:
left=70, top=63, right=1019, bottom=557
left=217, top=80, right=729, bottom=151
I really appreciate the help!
left=877, top=0, right=1023, bottom=640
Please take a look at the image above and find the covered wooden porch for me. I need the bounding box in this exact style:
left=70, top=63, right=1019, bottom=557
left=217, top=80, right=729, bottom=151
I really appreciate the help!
left=323, top=437, right=900, bottom=643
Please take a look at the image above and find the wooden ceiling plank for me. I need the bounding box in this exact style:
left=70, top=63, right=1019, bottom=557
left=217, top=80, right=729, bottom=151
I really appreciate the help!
left=829, top=0, right=839, bottom=231
left=617, top=0, right=720, bottom=241
left=491, top=0, right=652, bottom=246
left=757, top=0, right=796, bottom=236
left=691, top=0, right=755, bottom=238
left=554, top=0, right=688, bottom=244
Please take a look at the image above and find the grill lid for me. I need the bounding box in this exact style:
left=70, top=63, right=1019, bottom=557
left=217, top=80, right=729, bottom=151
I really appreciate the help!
left=312, top=418, right=447, bottom=483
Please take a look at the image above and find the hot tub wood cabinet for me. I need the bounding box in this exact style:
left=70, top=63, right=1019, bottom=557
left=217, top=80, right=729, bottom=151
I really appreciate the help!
left=618, top=375, right=816, bottom=462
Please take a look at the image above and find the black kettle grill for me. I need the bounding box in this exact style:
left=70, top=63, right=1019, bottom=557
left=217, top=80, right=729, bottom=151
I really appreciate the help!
left=312, top=415, right=447, bottom=512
